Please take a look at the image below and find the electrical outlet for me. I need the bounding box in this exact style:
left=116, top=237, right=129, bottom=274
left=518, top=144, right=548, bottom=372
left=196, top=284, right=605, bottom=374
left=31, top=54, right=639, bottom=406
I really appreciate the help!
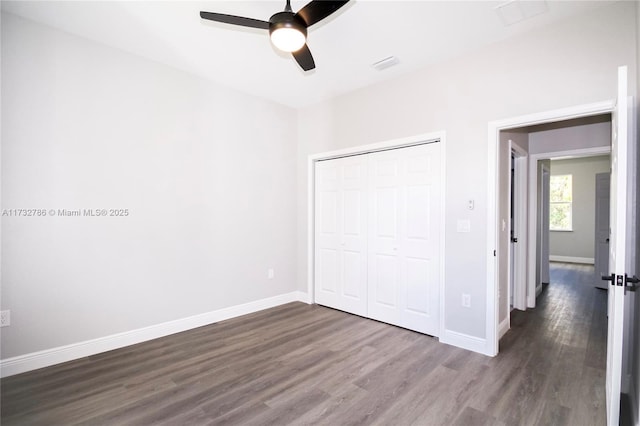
left=0, top=310, right=10, bottom=327
left=462, top=294, right=471, bottom=308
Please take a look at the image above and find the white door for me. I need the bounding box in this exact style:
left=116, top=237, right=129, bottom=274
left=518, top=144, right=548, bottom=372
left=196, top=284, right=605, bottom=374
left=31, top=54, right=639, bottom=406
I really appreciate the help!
left=594, top=173, right=610, bottom=290
left=367, top=143, right=441, bottom=336
left=509, top=154, right=515, bottom=309
left=605, top=65, right=633, bottom=426
left=509, top=148, right=528, bottom=312
left=314, top=155, right=368, bottom=316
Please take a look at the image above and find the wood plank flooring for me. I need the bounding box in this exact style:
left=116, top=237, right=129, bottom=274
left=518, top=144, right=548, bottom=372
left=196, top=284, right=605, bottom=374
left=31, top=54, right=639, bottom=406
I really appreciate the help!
left=1, top=262, right=607, bottom=425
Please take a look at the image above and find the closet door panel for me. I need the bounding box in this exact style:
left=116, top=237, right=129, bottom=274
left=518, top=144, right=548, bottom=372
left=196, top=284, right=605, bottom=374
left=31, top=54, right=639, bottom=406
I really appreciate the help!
left=368, top=151, right=402, bottom=325
left=314, top=155, right=368, bottom=316
left=373, top=254, right=399, bottom=307
left=317, top=249, right=339, bottom=294
left=315, top=162, right=341, bottom=308
left=342, top=250, right=363, bottom=298
left=367, top=143, right=441, bottom=336
left=405, top=257, right=431, bottom=314
left=339, top=157, right=368, bottom=314
left=315, top=142, right=441, bottom=336
left=401, top=143, right=441, bottom=335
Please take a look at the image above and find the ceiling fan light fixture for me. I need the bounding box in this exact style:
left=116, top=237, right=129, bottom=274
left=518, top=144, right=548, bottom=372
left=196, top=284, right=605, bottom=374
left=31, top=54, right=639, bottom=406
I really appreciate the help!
left=269, top=12, right=307, bottom=52
left=271, top=27, right=306, bottom=52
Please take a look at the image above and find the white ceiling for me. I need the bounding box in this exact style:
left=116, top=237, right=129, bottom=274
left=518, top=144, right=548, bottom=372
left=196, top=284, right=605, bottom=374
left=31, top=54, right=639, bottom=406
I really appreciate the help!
left=2, top=0, right=615, bottom=108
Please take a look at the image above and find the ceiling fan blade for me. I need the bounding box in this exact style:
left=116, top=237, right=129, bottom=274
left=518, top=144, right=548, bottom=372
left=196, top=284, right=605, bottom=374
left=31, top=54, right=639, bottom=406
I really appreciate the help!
left=292, top=44, right=315, bottom=71
left=200, top=11, right=270, bottom=30
left=295, top=1, right=350, bottom=27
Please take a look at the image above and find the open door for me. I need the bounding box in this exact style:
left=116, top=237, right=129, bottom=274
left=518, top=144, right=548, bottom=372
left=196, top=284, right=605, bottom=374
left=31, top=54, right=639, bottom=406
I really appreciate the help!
left=594, top=173, right=610, bottom=289
left=604, top=65, right=634, bottom=426
left=510, top=144, right=528, bottom=311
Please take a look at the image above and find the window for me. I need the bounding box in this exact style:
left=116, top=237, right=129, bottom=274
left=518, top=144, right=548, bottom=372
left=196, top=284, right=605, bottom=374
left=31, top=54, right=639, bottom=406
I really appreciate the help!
left=550, top=174, right=572, bottom=231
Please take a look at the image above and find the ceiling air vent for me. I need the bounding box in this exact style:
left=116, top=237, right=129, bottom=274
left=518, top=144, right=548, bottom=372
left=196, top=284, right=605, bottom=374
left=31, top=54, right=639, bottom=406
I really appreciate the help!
left=495, top=0, right=548, bottom=26
left=371, top=56, right=399, bottom=71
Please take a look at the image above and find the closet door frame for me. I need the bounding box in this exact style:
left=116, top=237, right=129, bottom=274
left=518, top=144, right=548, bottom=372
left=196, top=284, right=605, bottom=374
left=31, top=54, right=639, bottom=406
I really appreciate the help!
left=307, top=131, right=447, bottom=338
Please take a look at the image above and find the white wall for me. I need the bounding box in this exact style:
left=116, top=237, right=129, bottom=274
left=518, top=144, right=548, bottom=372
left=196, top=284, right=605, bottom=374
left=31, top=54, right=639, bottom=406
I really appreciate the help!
left=528, top=119, right=611, bottom=155
left=297, top=1, right=637, bottom=346
left=548, top=156, right=611, bottom=260
left=1, top=13, right=298, bottom=359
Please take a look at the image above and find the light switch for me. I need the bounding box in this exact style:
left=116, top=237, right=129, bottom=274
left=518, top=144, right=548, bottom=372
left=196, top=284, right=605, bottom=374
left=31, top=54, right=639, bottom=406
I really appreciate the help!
left=457, top=219, right=471, bottom=233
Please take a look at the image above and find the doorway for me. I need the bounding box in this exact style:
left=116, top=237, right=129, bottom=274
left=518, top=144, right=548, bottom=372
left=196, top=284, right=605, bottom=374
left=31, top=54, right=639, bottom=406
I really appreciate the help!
left=496, top=114, right=612, bottom=342
left=487, top=100, right=615, bottom=356
left=489, top=67, right=636, bottom=426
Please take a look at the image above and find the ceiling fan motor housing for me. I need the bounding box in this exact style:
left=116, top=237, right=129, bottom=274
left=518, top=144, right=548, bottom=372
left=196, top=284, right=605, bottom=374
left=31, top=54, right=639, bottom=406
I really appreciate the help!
left=269, top=12, right=308, bottom=38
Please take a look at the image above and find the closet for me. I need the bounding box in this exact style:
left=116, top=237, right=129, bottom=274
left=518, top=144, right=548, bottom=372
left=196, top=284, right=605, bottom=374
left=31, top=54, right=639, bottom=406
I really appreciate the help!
left=314, top=142, right=442, bottom=336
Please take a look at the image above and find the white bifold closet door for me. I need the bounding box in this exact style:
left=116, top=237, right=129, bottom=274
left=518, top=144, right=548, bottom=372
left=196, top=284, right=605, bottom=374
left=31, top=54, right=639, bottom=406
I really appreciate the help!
left=367, top=143, right=441, bottom=336
left=314, top=142, right=441, bottom=336
left=314, top=154, right=368, bottom=316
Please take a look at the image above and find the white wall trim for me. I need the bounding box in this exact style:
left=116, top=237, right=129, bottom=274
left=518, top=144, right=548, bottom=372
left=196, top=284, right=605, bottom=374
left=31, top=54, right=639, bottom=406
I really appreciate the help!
left=439, top=136, right=447, bottom=342
left=487, top=123, right=500, bottom=356
left=0, top=291, right=308, bottom=378
left=549, top=255, right=595, bottom=264
left=487, top=100, right=614, bottom=357
left=307, top=131, right=447, bottom=339
left=498, top=317, right=510, bottom=339
left=440, top=329, right=491, bottom=356
left=307, top=132, right=444, bottom=163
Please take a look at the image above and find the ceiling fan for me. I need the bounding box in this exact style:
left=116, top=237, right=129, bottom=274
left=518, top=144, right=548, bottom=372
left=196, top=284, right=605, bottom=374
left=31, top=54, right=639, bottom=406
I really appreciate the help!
left=200, top=0, right=350, bottom=72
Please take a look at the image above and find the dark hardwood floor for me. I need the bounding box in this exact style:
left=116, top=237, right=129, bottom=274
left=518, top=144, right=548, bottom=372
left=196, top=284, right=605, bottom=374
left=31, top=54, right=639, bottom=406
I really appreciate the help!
left=1, top=262, right=607, bottom=425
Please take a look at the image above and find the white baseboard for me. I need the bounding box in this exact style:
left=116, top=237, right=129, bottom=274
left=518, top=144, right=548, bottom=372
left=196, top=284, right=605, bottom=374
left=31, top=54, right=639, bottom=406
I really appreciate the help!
left=1, top=291, right=308, bottom=378
left=549, top=255, right=594, bottom=264
left=439, top=329, right=492, bottom=356
left=498, top=317, right=510, bottom=339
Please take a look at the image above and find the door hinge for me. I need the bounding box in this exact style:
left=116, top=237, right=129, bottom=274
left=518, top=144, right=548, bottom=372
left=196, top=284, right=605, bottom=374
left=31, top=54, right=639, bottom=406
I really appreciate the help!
left=494, top=250, right=496, bottom=257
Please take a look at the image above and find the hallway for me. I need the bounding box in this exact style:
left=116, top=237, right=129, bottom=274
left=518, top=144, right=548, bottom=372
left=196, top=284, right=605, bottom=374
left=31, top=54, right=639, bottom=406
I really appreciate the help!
left=500, top=261, right=607, bottom=424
